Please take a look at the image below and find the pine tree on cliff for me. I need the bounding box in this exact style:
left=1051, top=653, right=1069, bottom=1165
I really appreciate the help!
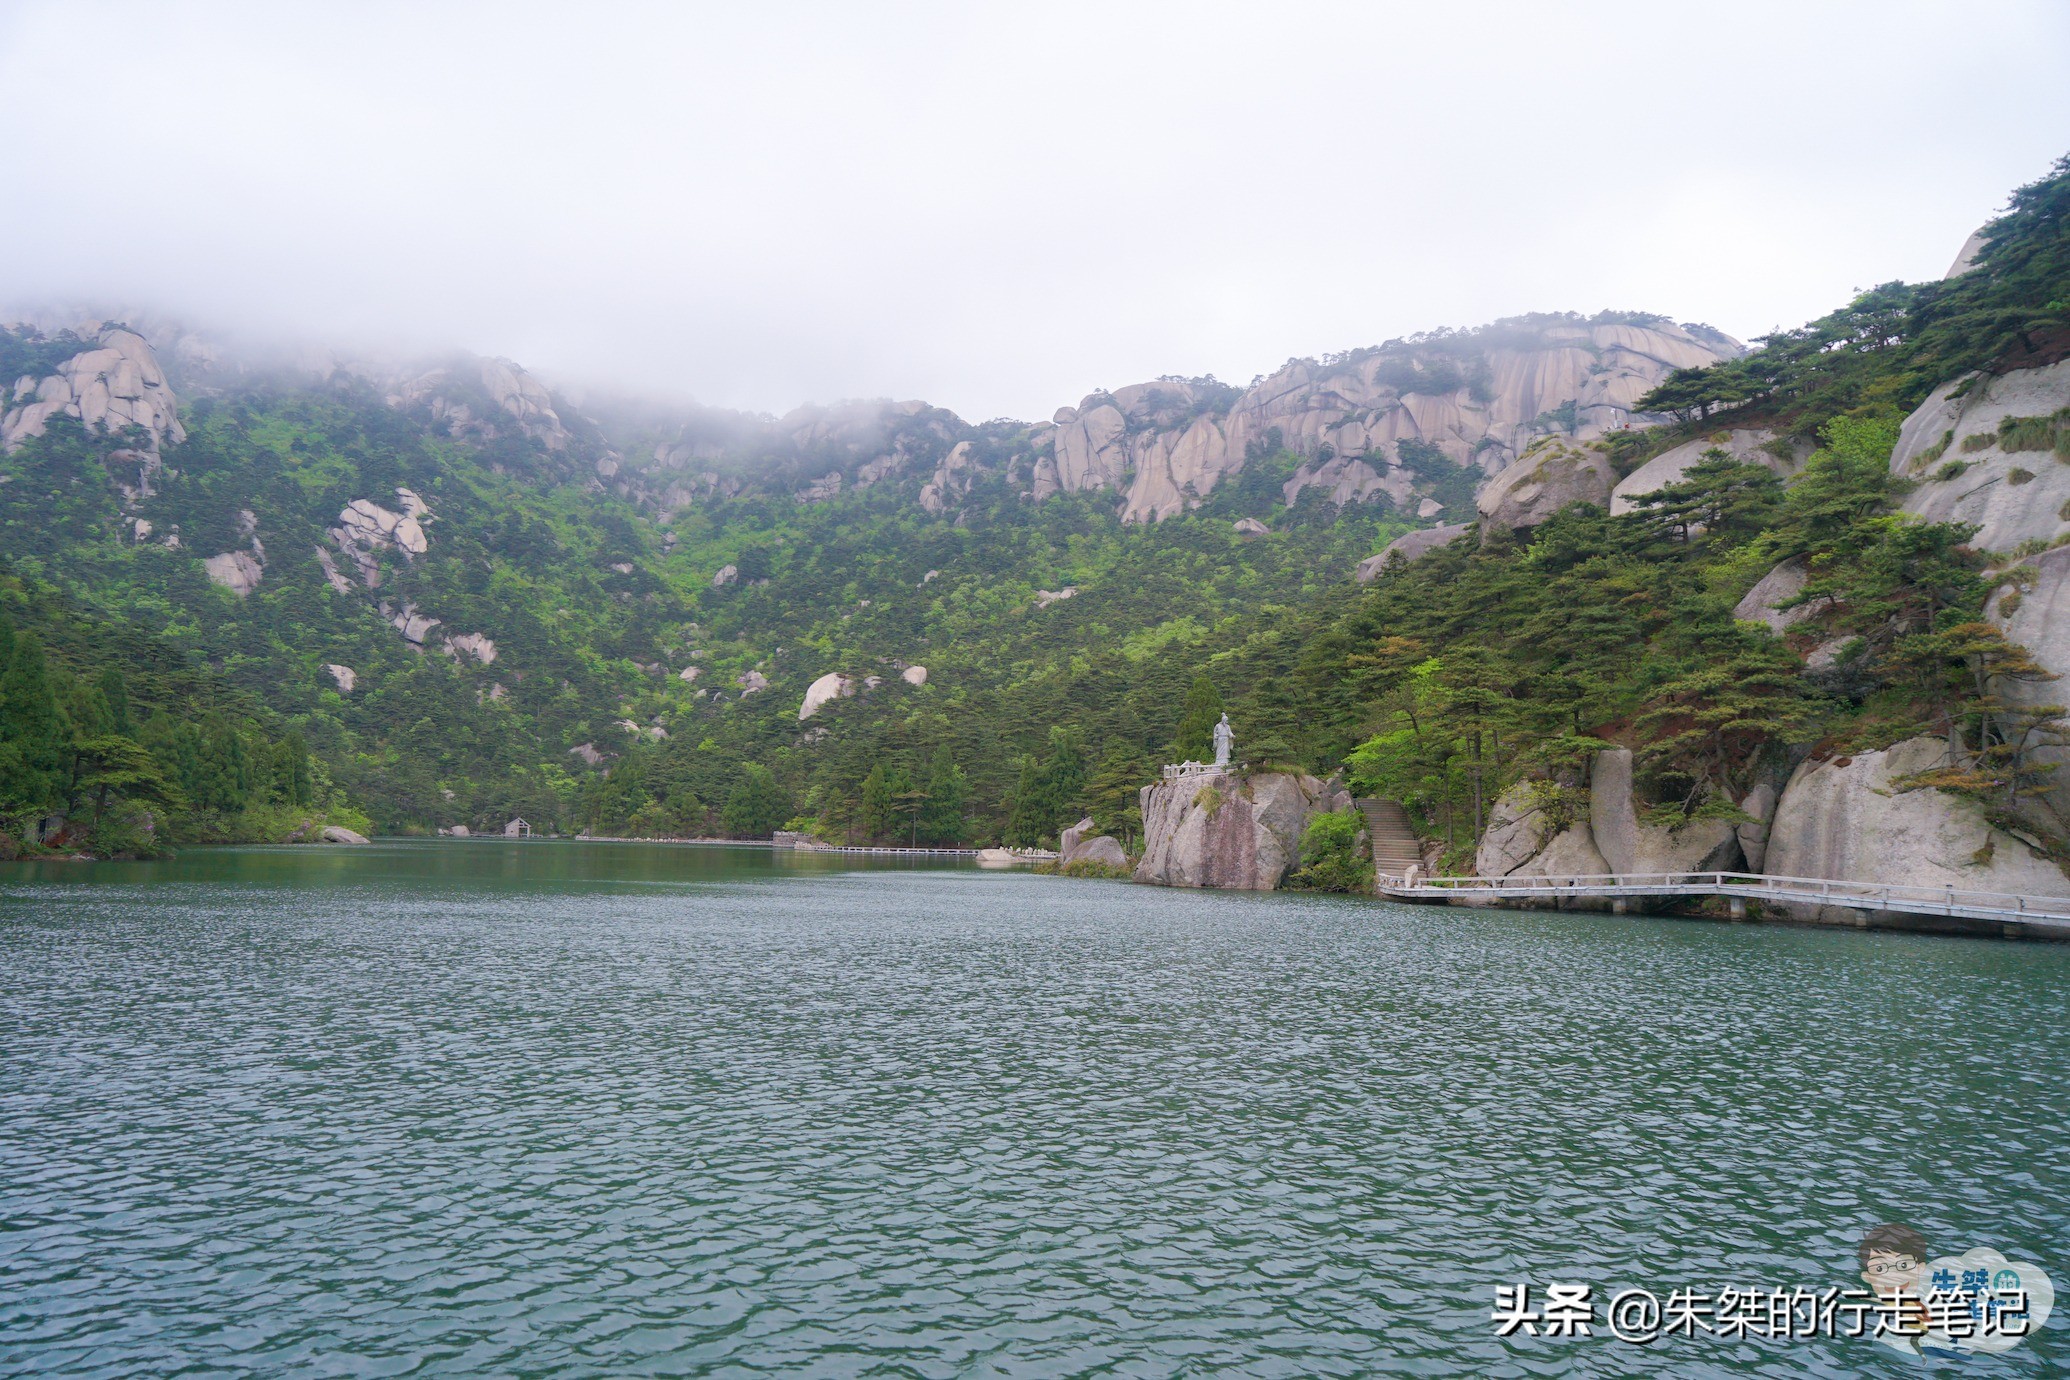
left=1173, top=675, right=1224, bottom=762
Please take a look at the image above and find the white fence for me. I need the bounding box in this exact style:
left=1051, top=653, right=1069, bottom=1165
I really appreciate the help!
left=1375, top=869, right=2070, bottom=932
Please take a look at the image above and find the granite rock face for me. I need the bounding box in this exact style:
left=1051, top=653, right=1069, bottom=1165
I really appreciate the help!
left=1356, top=522, right=1472, bottom=581
left=2, top=327, right=186, bottom=452
left=1134, top=768, right=1352, bottom=890
left=331, top=488, right=431, bottom=588
left=1764, top=737, right=2070, bottom=919
left=1472, top=747, right=1742, bottom=882
left=799, top=672, right=855, bottom=720
left=1020, top=321, right=1739, bottom=524
left=1733, top=557, right=1813, bottom=634
left=387, top=357, right=574, bottom=451
left=1476, top=438, right=1616, bottom=532
left=203, top=549, right=264, bottom=596
left=1609, top=428, right=1804, bottom=516
left=1894, top=360, right=2070, bottom=554
left=1987, top=543, right=2070, bottom=818
left=1060, top=817, right=1130, bottom=870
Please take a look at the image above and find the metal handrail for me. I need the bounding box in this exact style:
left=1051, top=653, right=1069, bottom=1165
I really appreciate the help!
left=1373, top=868, right=2070, bottom=925
left=1374, top=868, right=2070, bottom=910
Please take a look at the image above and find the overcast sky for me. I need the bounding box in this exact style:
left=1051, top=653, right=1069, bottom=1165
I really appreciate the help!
left=3, top=1, right=2067, bottom=422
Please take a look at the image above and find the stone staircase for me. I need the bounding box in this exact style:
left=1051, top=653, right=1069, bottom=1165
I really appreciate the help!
left=1356, top=798, right=1423, bottom=876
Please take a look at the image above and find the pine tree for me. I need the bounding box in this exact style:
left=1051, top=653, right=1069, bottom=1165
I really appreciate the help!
left=273, top=732, right=313, bottom=807
left=1173, top=674, right=1224, bottom=762
left=1082, top=746, right=1150, bottom=846
left=0, top=633, right=69, bottom=822
left=98, top=667, right=133, bottom=737
left=1026, top=728, right=1086, bottom=841
left=859, top=763, right=894, bottom=840
left=722, top=763, right=789, bottom=838
left=1004, top=754, right=1045, bottom=848
left=918, top=746, right=967, bottom=845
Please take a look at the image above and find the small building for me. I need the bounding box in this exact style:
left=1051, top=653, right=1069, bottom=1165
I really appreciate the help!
left=505, top=817, right=531, bottom=838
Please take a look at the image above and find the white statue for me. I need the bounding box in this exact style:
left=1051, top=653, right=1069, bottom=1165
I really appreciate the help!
left=1212, top=712, right=1233, bottom=768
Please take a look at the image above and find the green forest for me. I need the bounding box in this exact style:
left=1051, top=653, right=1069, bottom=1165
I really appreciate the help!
left=3, top=153, right=2066, bottom=864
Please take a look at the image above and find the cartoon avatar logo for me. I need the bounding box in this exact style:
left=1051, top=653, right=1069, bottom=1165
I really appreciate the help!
left=1860, top=1224, right=1931, bottom=1352
left=1859, top=1225, right=2054, bottom=1355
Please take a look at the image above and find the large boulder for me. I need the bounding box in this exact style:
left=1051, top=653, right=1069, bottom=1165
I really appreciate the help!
left=1061, top=818, right=1129, bottom=870
left=203, top=549, right=264, bottom=596
left=1895, top=360, right=2070, bottom=554
left=1764, top=737, right=2070, bottom=921
left=1134, top=768, right=1351, bottom=890
left=319, top=825, right=370, bottom=844
left=1473, top=748, right=1740, bottom=882
left=798, top=671, right=855, bottom=720
left=1071, top=836, right=1129, bottom=870
left=1476, top=438, right=1615, bottom=532
left=1733, top=557, right=1813, bottom=634
left=1356, top=522, right=1472, bottom=581
left=1609, top=428, right=1802, bottom=516
left=1476, top=781, right=1556, bottom=876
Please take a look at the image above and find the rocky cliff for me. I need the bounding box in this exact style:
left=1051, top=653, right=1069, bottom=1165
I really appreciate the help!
left=1134, top=768, right=1351, bottom=890
left=1474, top=748, right=1745, bottom=885
left=1025, top=315, right=1737, bottom=523
left=1762, top=737, right=2070, bottom=921
left=3, top=325, right=186, bottom=453
left=10, top=305, right=1735, bottom=538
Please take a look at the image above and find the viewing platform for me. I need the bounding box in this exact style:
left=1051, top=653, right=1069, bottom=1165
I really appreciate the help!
left=1375, top=869, right=2070, bottom=938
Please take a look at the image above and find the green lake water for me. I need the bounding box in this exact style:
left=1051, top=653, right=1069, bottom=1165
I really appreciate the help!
left=2, top=840, right=2065, bottom=1376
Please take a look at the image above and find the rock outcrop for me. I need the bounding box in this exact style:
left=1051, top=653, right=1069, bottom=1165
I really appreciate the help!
left=1733, top=557, right=1813, bottom=633
left=446, top=632, right=497, bottom=665
left=609, top=313, right=1732, bottom=527
left=799, top=671, right=855, bottom=720
left=1894, top=360, right=2070, bottom=554
left=1764, top=737, right=2070, bottom=919
left=1988, top=542, right=2070, bottom=818
left=331, top=488, right=431, bottom=587
left=900, top=665, right=928, bottom=685
left=1017, top=318, right=1737, bottom=524
left=1282, top=453, right=1411, bottom=510
left=389, top=603, right=440, bottom=645
left=387, top=356, right=574, bottom=451
left=319, top=825, right=370, bottom=844
left=1356, top=522, right=1472, bottom=580
left=1134, top=768, right=1352, bottom=890
left=1060, top=816, right=1129, bottom=870
left=918, top=440, right=978, bottom=513
left=203, top=549, right=264, bottom=596
left=2, top=327, right=186, bottom=452
left=1475, top=437, right=1615, bottom=532
left=1609, top=428, right=1803, bottom=516
left=1472, top=747, right=1741, bottom=883
left=324, top=664, right=357, bottom=694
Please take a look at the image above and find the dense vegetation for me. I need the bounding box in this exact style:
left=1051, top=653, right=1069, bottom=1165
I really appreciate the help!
left=5, top=153, right=2065, bottom=865
left=0, top=566, right=362, bottom=855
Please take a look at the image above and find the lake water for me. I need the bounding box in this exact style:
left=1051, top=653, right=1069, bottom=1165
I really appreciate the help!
left=3, top=841, right=2065, bottom=1376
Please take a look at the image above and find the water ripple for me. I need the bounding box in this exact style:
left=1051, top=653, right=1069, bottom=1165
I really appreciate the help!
left=1, top=848, right=2066, bottom=1375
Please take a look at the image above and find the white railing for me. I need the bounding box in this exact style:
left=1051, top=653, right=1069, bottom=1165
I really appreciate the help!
left=1374, top=869, right=2070, bottom=929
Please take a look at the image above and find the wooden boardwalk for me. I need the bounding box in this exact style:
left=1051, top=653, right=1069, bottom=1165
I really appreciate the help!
left=1375, top=869, right=2070, bottom=936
